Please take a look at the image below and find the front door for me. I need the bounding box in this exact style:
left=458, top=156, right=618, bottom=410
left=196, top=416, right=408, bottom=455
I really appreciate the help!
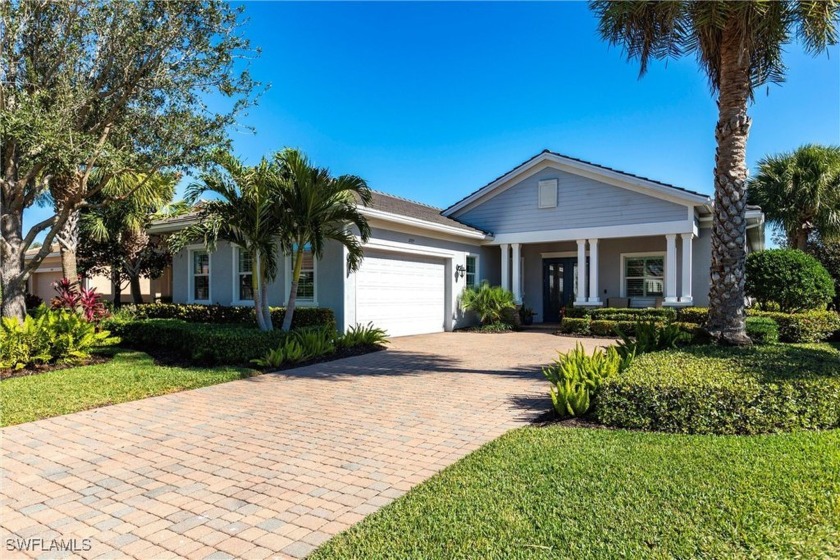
left=543, top=258, right=577, bottom=322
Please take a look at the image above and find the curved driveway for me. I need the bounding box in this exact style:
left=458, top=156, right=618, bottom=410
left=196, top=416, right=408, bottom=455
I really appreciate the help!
left=1, top=332, right=606, bottom=559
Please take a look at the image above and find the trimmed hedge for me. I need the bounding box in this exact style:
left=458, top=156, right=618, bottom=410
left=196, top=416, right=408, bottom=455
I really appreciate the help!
left=557, top=317, right=590, bottom=335
left=676, top=307, right=709, bottom=324
left=125, top=303, right=336, bottom=331
left=590, top=307, right=676, bottom=322
left=745, top=316, right=780, bottom=345
left=749, top=310, right=840, bottom=344
left=596, top=343, right=840, bottom=434
left=107, top=319, right=290, bottom=365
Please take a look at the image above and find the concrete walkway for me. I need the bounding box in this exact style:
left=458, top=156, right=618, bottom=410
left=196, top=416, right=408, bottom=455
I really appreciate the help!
left=1, top=332, right=607, bottom=559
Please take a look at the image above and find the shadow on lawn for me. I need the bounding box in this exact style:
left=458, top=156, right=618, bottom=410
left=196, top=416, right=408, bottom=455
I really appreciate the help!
left=684, top=343, right=840, bottom=381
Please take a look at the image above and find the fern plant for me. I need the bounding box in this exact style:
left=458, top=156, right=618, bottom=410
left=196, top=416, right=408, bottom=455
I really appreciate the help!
left=460, top=281, right=516, bottom=325
left=615, top=320, right=687, bottom=360
left=338, top=322, right=389, bottom=348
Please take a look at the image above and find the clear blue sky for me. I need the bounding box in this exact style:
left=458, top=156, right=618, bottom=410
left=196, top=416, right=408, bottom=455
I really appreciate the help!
left=24, top=1, right=840, bottom=235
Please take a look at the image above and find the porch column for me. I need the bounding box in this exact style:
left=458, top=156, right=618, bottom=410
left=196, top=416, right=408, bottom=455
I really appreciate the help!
left=587, top=238, right=600, bottom=304
left=680, top=233, right=693, bottom=304
left=665, top=234, right=678, bottom=303
left=511, top=243, right=522, bottom=304
left=500, top=244, right=510, bottom=291
left=575, top=239, right=587, bottom=304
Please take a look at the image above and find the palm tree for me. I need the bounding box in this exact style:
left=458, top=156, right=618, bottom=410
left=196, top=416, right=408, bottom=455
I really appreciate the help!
left=274, top=148, right=372, bottom=332
left=748, top=144, right=840, bottom=250
left=170, top=153, right=286, bottom=331
left=591, top=1, right=840, bottom=345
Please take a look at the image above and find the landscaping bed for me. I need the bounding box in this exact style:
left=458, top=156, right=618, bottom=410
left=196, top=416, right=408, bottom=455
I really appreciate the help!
left=1, top=353, right=111, bottom=380
left=312, top=426, right=840, bottom=559
left=0, top=349, right=255, bottom=427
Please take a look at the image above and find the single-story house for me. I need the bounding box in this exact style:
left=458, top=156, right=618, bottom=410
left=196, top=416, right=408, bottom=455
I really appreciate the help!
left=149, top=150, right=765, bottom=337
left=24, top=245, right=171, bottom=304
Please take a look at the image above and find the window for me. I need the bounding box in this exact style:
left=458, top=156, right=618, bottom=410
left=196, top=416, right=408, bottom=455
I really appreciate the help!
left=296, top=250, right=315, bottom=302
left=538, top=179, right=558, bottom=208
left=191, top=250, right=210, bottom=302
left=625, top=256, right=664, bottom=297
left=465, top=255, right=478, bottom=287
left=236, top=249, right=253, bottom=302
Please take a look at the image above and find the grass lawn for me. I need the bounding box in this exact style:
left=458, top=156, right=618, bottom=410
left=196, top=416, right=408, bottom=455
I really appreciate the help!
left=313, top=426, right=840, bottom=559
left=0, top=349, right=255, bottom=427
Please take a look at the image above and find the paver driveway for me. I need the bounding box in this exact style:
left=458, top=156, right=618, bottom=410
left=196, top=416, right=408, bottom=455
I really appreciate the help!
left=1, top=332, right=606, bottom=560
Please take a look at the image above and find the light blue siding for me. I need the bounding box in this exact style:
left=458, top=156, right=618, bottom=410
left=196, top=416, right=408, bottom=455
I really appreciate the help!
left=454, top=166, right=688, bottom=234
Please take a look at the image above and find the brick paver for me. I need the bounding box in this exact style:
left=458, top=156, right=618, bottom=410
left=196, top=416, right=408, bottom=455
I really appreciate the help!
left=1, top=332, right=605, bottom=559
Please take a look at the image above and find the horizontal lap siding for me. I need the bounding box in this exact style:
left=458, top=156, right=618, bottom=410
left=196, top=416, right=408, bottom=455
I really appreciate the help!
left=454, top=166, right=687, bottom=234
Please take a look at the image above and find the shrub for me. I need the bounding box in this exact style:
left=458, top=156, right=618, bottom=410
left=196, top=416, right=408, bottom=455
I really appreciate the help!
left=124, top=303, right=336, bottom=331
left=745, top=249, right=835, bottom=312
left=564, top=306, right=589, bottom=319
left=1, top=307, right=113, bottom=370
left=671, top=321, right=711, bottom=344
left=24, top=293, right=43, bottom=310
left=676, top=307, right=709, bottom=324
left=112, top=319, right=290, bottom=365
left=596, top=343, right=840, bottom=434
left=542, top=343, right=629, bottom=418
left=590, top=307, right=676, bottom=322
left=749, top=310, right=840, bottom=343
left=294, top=326, right=336, bottom=359
left=338, top=323, right=390, bottom=348
left=745, top=316, right=779, bottom=345
left=615, top=320, right=687, bottom=360
left=557, top=317, right=590, bottom=335
left=50, top=278, right=109, bottom=323
left=459, top=282, right=516, bottom=325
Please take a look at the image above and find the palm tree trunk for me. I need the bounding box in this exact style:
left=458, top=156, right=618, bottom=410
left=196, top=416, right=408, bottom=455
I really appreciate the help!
left=129, top=273, right=144, bottom=304
left=281, top=249, right=304, bottom=332
left=260, top=259, right=272, bottom=328
left=252, top=252, right=269, bottom=331
left=57, top=209, right=80, bottom=285
left=706, top=25, right=752, bottom=346
left=111, top=265, right=123, bottom=309
left=793, top=229, right=809, bottom=251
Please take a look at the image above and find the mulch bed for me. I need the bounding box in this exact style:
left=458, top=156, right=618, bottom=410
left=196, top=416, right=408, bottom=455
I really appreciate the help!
left=1, top=355, right=112, bottom=381
left=530, top=409, right=608, bottom=429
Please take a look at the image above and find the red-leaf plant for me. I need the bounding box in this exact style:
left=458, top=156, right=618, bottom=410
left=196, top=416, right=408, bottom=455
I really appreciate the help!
left=51, top=278, right=110, bottom=323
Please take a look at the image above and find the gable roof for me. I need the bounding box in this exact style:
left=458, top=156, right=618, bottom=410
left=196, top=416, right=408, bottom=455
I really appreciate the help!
left=443, top=149, right=712, bottom=216
left=363, top=191, right=488, bottom=236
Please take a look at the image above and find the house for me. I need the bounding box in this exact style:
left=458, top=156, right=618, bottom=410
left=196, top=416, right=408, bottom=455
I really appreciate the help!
left=24, top=245, right=172, bottom=304
left=149, top=150, right=765, bottom=337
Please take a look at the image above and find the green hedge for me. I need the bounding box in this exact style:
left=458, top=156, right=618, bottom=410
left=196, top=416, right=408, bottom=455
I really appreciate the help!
left=749, top=310, right=840, bottom=343
left=676, top=307, right=709, bottom=324
left=107, top=319, right=291, bottom=365
left=670, top=317, right=778, bottom=345
left=557, top=317, right=590, bottom=335
left=596, top=343, right=840, bottom=434
left=126, top=303, right=335, bottom=331
left=590, top=307, right=676, bottom=322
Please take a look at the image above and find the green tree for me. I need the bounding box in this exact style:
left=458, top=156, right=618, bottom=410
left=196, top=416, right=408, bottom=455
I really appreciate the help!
left=79, top=172, right=177, bottom=305
left=591, top=1, right=840, bottom=345
left=807, top=235, right=840, bottom=310
left=748, top=144, right=840, bottom=250
left=274, top=149, right=372, bottom=332
left=169, top=154, right=286, bottom=332
left=745, top=249, right=834, bottom=312
left=1, top=0, right=256, bottom=320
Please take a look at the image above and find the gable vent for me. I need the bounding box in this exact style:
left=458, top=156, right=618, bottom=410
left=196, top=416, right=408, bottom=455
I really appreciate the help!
left=538, top=179, right=558, bottom=208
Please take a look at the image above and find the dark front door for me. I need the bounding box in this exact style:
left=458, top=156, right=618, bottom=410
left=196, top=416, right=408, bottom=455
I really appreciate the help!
left=543, top=258, right=577, bottom=322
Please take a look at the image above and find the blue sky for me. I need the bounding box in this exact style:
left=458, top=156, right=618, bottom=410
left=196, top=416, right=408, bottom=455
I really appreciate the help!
left=24, top=1, right=840, bottom=235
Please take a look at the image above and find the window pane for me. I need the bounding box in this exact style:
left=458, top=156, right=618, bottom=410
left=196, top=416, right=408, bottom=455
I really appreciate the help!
left=239, top=251, right=252, bottom=273
left=645, top=279, right=664, bottom=297
left=625, top=258, right=645, bottom=277
left=239, top=274, right=253, bottom=301
left=466, top=256, right=477, bottom=286
left=626, top=278, right=644, bottom=297
left=297, top=271, right=315, bottom=300
left=194, top=252, right=209, bottom=275
left=646, top=258, right=664, bottom=277
left=301, top=251, right=314, bottom=269
left=194, top=276, right=209, bottom=300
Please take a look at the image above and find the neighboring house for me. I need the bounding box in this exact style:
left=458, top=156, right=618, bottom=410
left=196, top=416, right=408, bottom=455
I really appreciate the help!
left=149, top=150, right=765, bottom=337
left=24, top=245, right=172, bottom=304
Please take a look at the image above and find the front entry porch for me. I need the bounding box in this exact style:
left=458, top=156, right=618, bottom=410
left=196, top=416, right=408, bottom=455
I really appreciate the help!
left=496, top=233, right=702, bottom=324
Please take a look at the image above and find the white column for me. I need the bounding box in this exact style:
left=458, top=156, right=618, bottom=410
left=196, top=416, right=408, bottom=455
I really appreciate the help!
left=511, top=243, right=522, bottom=303
left=665, top=234, right=678, bottom=303
left=587, top=238, right=600, bottom=304
left=680, top=233, right=693, bottom=304
left=500, top=244, right=510, bottom=291
left=575, top=239, right=587, bottom=304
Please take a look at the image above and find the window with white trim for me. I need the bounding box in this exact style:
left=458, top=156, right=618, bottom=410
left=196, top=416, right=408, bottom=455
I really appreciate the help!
left=625, top=256, right=664, bottom=297
left=192, top=250, right=210, bottom=302
left=236, top=248, right=253, bottom=302
left=296, top=250, right=315, bottom=302
left=465, top=255, right=478, bottom=287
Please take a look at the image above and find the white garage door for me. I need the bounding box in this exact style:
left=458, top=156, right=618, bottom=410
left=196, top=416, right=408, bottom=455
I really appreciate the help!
left=356, top=250, right=446, bottom=337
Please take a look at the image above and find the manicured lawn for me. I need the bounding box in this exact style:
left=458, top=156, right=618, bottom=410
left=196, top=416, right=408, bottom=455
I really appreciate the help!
left=0, top=349, right=255, bottom=427
left=313, top=426, right=840, bottom=559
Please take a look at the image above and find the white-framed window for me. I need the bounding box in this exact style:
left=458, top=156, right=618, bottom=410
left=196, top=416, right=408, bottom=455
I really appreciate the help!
left=234, top=247, right=254, bottom=304
left=538, top=179, right=558, bottom=208
left=465, top=255, right=478, bottom=287
left=286, top=248, right=317, bottom=305
left=189, top=247, right=211, bottom=303
left=622, top=254, right=665, bottom=298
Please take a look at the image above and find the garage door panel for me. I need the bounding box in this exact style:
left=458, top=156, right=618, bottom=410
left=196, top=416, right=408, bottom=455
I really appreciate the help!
left=356, top=250, right=446, bottom=337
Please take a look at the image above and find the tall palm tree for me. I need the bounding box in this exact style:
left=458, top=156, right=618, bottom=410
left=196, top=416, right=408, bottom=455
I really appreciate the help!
left=274, top=148, right=372, bottom=332
left=170, top=153, right=286, bottom=331
left=748, top=144, right=840, bottom=250
left=591, top=1, right=840, bottom=345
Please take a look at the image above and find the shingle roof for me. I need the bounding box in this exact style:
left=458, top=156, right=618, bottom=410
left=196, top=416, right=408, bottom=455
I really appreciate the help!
left=444, top=149, right=712, bottom=214
left=367, top=191, right=488, bottom=234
